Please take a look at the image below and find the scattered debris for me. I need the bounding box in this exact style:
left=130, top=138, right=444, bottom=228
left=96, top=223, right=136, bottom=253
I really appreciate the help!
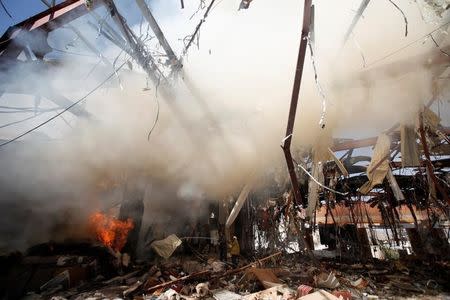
left=40, top=270, right=70, bottom=294
left=297, top=285, right=313, bottom=297
left=314, top=272, right=340, bottom=289
left=245, top=268, right=281, bottom=289
left=299, top=290, right=339, bottom=300
left=1, top=241, right=449, bottom=299
left=213, top=290, right=242, bottom=300
left=350, top=277, right=369, bottom=289
left=195, top=282, right=211, bottom=298
left=332, top=290, right=352, bottom=300
left=150, top=234, right=183, bottom=259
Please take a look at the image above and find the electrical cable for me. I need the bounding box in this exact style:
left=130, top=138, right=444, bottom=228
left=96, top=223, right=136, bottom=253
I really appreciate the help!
left=189, top=0, right=207, bottom=20
left=387, top=0, right=408, bottom=37
left=210, top=0, right=225, bottom=12
left=0, top=112, right=45, bottom=129
left=366, top=20, right=450, bottom=67
left=84, top=59, right=102, bottom=80
left=0, top=60, right=128, bottom=149
left=351, top=32, right=367, bottom=67
left=112, top=49, right=125, bottom=91
left=295, top=159, right=348, bottom=196
left=0, top=105, right=46, bottom=110
left=51, top=48, right=99, bottom=58
left=146, top=97, right=159, bottom=141
left=147, top=79, right=160, bottom=141
left=429, top=33, right=450, bottom=57
left=0, top=108, right=60, bottom=114
left=307, top=36, right=327, bottom=129
left=181, top=0, right=216, bottom=57
left=0, top=0, right=12, bottom=18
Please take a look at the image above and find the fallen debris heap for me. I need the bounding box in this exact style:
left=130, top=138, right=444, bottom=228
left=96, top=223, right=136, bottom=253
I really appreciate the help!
left=1, top=244, right=449, bottom=299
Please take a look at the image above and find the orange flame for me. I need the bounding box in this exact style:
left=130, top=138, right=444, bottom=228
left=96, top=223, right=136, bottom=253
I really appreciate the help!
left=89, top=212, right=134, bottom=251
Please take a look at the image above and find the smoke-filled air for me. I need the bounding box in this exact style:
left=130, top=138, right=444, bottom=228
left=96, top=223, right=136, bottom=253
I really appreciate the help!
left=0, top=0, right=448, bottom=251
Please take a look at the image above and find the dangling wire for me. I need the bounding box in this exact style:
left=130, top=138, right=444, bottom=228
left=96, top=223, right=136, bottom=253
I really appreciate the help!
left=182, top=0, right=216, bottom=57
left=307, top=34, right=327, bottom=129
left=0, top=113, right=44, bottom=129
left=147, top=77, right=161, bottom=141
left=350, top=32, right=367, bottom=68
left=112, top=50, right=125, bottom=90
left=429, top=33, right=450, bottom=57
left=189, top=0, right=207, bottom=20
left=146, top=97, right=160, bottom=141
left=296, top=162, right=348, bottom=196
left=0, top=60, right=129, bottom=149
left=387, top=0, right=408, bottom=37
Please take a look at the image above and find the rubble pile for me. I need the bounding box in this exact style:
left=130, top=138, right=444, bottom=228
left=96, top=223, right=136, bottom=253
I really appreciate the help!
left=2, top=245, right=449, bottom=300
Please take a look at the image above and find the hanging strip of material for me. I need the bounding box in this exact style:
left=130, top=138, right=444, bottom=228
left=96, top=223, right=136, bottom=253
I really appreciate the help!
left=359, top=133, right=391, bottom=194
left=281, top=0, right=312, bottom=208
left=400, top=125, right=420, bottom=167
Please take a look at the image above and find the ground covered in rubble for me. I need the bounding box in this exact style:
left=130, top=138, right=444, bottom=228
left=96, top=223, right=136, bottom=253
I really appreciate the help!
left=1, top=242, right=449, bottom=300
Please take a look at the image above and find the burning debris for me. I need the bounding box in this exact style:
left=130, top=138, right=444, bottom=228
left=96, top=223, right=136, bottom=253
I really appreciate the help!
left=89, top=212, right=134, bottom=252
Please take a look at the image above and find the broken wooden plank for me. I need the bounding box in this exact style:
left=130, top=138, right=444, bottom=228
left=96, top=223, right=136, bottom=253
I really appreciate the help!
left=225, top=181, right=254, bottom=228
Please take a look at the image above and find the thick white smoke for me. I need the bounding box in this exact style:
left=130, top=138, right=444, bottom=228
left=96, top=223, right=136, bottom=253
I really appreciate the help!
left=0, top=0, right=448, bottom=251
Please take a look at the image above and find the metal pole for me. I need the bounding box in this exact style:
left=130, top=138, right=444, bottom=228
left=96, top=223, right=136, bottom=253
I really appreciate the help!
left=282, top=0, right=312, bottom=207
left=135, top=0, right=179, bottom=64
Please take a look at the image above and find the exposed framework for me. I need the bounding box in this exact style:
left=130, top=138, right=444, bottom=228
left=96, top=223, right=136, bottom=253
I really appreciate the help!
left=0, top=0, right=183, bottom=119
left=0, top=0, right=449, bottom=259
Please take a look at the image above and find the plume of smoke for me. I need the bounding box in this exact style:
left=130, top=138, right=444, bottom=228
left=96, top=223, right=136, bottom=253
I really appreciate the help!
left=0, top=0, right=448, bottom=252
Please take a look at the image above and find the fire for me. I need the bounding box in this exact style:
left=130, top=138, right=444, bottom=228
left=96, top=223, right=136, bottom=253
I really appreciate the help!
left=89, top=212, right=134, bottom=251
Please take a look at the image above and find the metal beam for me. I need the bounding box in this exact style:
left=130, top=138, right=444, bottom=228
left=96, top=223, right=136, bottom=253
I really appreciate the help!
left=41, top=90, right=92, bottom=118
left=86, top=21, right=131, bottom=55
left=342, top=0, right=370, bottom=45
left=0, top=0, right=104, bottom=58
left=104, top=0, right=165, bottom=85
left=332, top=136, right=379, bottom=152
left=332, top=127, right=450, bottom=152
left=89, top=9, right=128, bottom=48
left=282, top=0, right=312, bottom=208
left=70, top=26, right=112, bottom=66
left=39, top=0, right=112, bottom=68
left=181, top=0, right=216, bottom=57
left=135, top=0, right=179, bottom=64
